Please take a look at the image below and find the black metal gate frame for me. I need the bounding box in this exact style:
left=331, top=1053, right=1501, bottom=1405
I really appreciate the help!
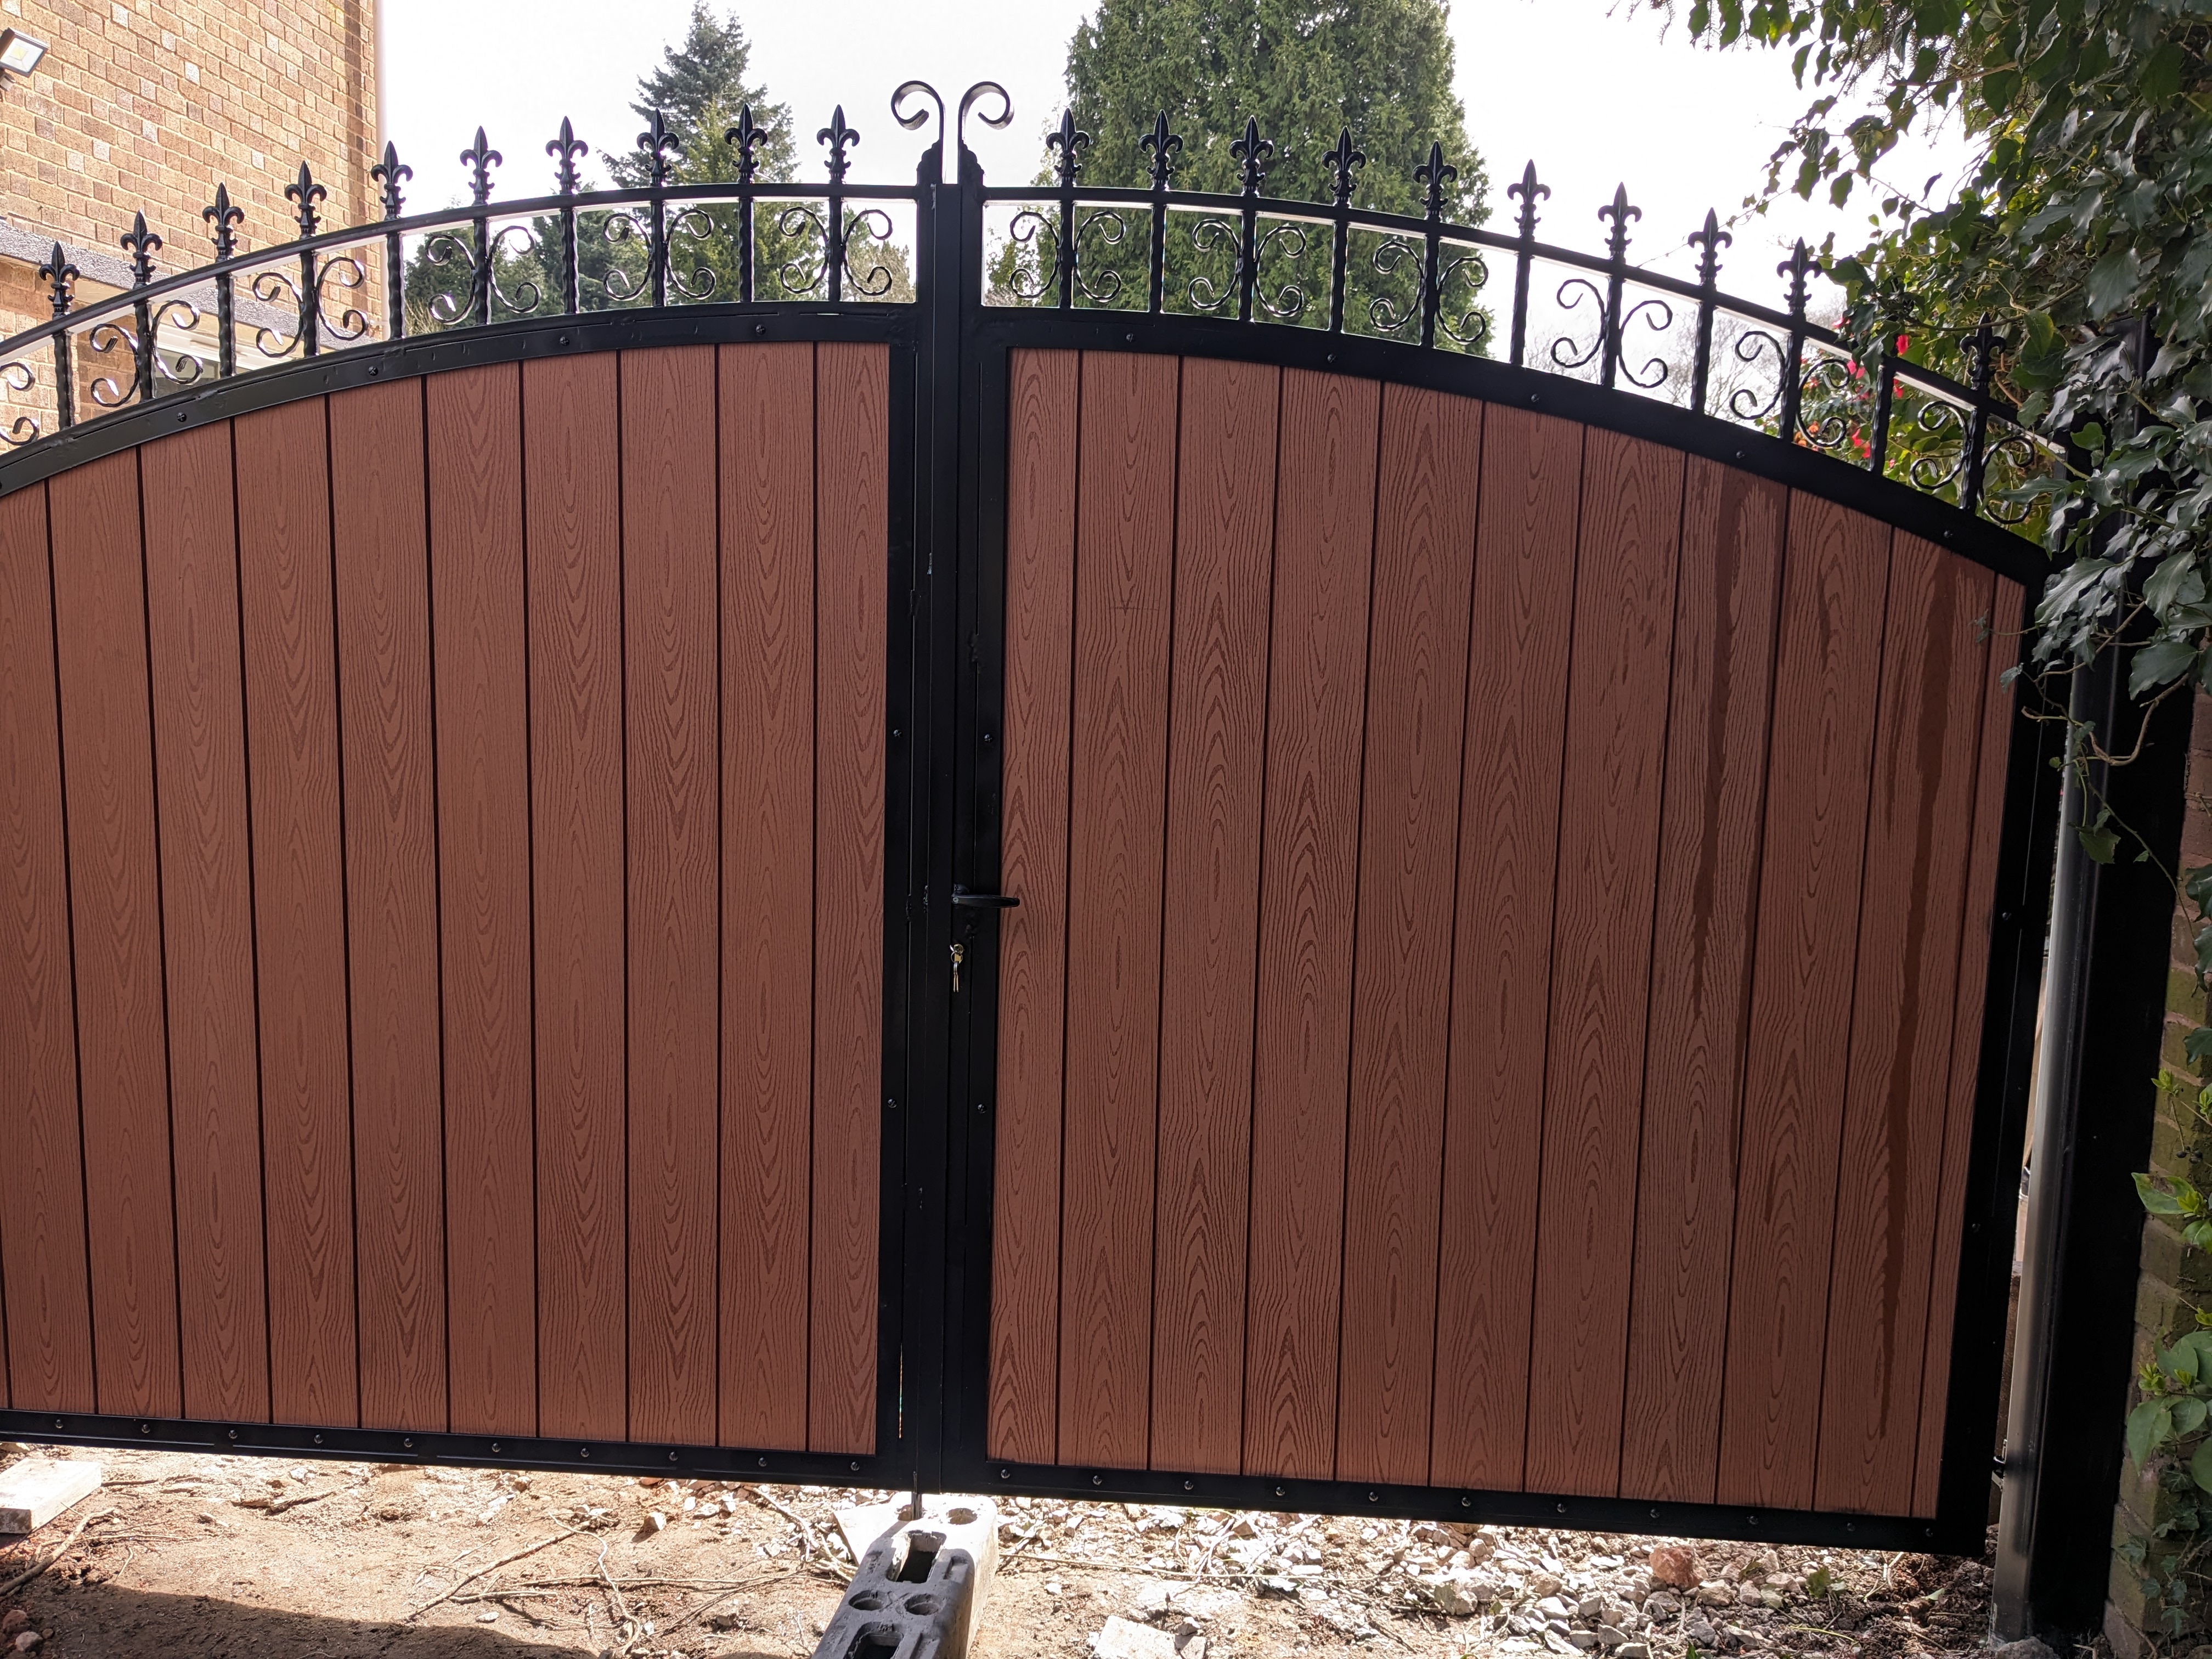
left=0, top=93, right=2062, bottom=1556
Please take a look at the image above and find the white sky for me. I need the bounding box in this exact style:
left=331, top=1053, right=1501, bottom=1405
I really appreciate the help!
left=382, top=0, right=1971, bottom=296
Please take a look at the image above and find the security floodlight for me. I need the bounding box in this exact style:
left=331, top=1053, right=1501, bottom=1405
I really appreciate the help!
left=0, top=29, right=48, bottom=78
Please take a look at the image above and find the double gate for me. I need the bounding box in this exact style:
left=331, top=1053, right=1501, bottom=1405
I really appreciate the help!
left=0, top=87, right=2059, bottom=1553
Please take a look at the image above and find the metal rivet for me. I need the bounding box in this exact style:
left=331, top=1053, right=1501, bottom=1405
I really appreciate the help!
left=367, top=364, right=379, bottom=376
left=668, top=1451, right=679, bottom=1464
left=975, top=1102, right=986, bottom=1113
left=1326, top=353, right=1336, bottom=364
left=557, top=335, right=570, bottom=346
left=850, top=1460, right=861, bottom=1472
left=1846, top=1521, right=1855, bottom=1531
left=403, top=1437, right=414, bottom=1449
left=140, top=1421, right=151, bottom=1435
left=1650, top=1508, right=1660, bottom=1519
left=1556, top=1502, right=1566, bottom=1514
left=1124, top=332, right=1134, bottom=344
left=888, top=1098, right=899, bottom=1111
left=758, top=1457, right=768, bottom=1468
left=754, top=323, right=767, bottom=337
left=228, top=1429, right=238, bottom=1442
left=1530, top=393, right=1542, bottom=405
left=981, top=731, right=993, bottom=743
left=1747, top=1514, right=1757, bottom=1525
left=1092, top=1474, right=1103, bottom=1486
left=1000, top=1469, right=1011, bottom=1480
left=491, top=1442, right=501, bottom=1454
left=580, top=1447, right=591, bottom=1458
left=1460, top=1497, right=1470, bottom=1508
left=891, top=729, right=902, bottom=739
left=177, top=409, right=188, bottom=421
left=1943, top=528, right=1955, bottom=541
left=1735, top=450, right=1746, bottom=461
left=1925, top=1527, right=1934, bottom=1538
left=1367, top=1491, right=1378, bottom=1503
left=314, top=1434, right=324, bottom=1446
left=1183, top=1480, right=1194, bottom=1492
left=52, top=1419, right=63, bottom=1431
left=1273, top=1486, right=1285, bottom=1498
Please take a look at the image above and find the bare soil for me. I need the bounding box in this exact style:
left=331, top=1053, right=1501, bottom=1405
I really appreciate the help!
left=0, top=1444, right=2004, bottom=1658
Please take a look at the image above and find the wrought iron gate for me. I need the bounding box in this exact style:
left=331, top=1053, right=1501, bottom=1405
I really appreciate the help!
left=0, top=81, right=2059, bottom=1555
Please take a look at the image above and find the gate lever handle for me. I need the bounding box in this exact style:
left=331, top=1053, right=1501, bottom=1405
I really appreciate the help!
left=951, top=886, right=1020, bottom=909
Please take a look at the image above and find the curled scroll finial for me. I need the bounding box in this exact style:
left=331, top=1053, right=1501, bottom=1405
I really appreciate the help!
left=956, top=81, right=1012, bottom=153
left=891, top=80, right=946, bottom=180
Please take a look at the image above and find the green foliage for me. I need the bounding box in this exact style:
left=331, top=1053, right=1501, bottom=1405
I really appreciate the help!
left=605, top=3, right=793, bottom=187
left=997, top=0, right=1488, bottom=342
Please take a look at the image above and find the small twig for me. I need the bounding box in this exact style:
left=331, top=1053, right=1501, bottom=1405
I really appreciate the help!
left=235, top=1472, right=373, bottom=1515
left=404, top=1525, right=588, bottom=1620
left=0, top=1510, right=101, bottom=1597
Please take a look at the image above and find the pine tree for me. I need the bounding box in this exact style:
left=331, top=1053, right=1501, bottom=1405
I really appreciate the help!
left=606, top=3, right=795, bottom=185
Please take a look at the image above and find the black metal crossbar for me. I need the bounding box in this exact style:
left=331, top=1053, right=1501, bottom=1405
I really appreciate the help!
left=1, top=87, right=2051, bottom=527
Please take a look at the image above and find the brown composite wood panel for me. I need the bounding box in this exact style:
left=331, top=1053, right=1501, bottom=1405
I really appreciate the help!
left=809, top=342, right=888, bottom=1454
left=235, top=399, right=357, bottom=1426
left=989, top=349, right=1080, bottom=1465
left=522, top=354, right=627, bottom=1442
left=1430, top=407, right=1584, bottom=1490
left=139, top=424, right=272, bottom=1424
left=1717, top=495, right=1893, bottom=1509
left=1058, top=349, right=1180, bottom=1470
left=1619, top=460, right=1786, bottom=1502
left=1243, top=369, right=1380, bottom=1482
left=1525, top=430, right=1685, bottom=1496
left=0, top=483, right=95, bottom=1413
left=718, top=341, right=816, bottom=1451
left=1149, top=357, right=1279, bottom=1476
left=49, top=450, right=183, bottom=1419
left=1912, top=574, right=2025, bottom=1517
left=1335, top=385, right=1481, bottom=1487
left=623, top=346, right=721, bottom=1448
left=329, top=379, right=448, bottom=1431
left=1813, top=538, right=1994, bottom=1514
left=427, top=365, right=538, bottom=1437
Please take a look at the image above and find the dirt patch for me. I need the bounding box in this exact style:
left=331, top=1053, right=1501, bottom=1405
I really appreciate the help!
left=0, top=1444, right=2002, bottom=1657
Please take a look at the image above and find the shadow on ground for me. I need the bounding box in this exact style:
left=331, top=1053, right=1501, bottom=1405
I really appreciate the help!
left=4, top=1577, right=789, bottom=1658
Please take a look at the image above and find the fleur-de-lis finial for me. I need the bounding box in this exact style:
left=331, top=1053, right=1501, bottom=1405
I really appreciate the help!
left=1232, top=115, right=1272, bottom=195
left=1141, top=110, right=1182, bottom=190
left=203, top=183, right=244, bottom=259
left=286, top=162, right=326, bottom=238
left=371, top=140, right=411, bottom=220
left=120, top=211, right=162, bottom=286
left=818, top=105, right=859, bottom=182
left=462, top=127, right=503, bottom=205
left=1415, top=140, right=1457, bottom=220
left=38, top=242, right=78, bottom=318
left=1508, top=160, right=1549, bottom=238
left=547, top=118, right=586, bottom=196
left=726, top=105, right=769, bottom=183
left=1046, top=109, right=1090, bottom=189
left=1779, top=239, right=1816, bottom=317
left=1324, top=126, right=1364, bottom=207
left=1689, top=208, right=1731, bottom=287
left=1599, top=183, right=1641, bottom=261
left=637, top=110, right=679, bottom=188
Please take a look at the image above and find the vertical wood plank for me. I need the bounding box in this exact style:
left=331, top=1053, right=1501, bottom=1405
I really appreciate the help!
left=1717, top=494, right=1891, bottom=1508
left=1430, top=407, right=1583, bottom=1489
left=623, top=345, right=721, bottom=1448
left=1619, top=459, right=1786, bottom=1501
left=990, top=349, right=1080, bottom=1465
left=1913, top=574, right=2024, bottom=1516
left=809, top=341, right=888, bottom=1454
left=236, top=399, right=358, bottom=1427
left=1150, top=356, right=1278, bottom=1476
left=719, top=342, right=815, bottom=1451
left=524, top=353, right=628, bottom=1443
left=1335, top=384, right=1480, bottom=1487
left=1057, top=349, right=1179, bottom=1471
left=1813, top=537, right=1994, bottom=1514
left=1525, top=431, right=1685, bottom=1496
left=427, top=365, right=537, bottom=1437
left=140, top=424, right=272, bottom=1424
left=0, top=483, right=95, bottom=1412
left=1242, top=368, right=1380, bottom=1481
left=49, top=450, right=183, bottom=1418
left=330, top=379, right=449, bottom=1432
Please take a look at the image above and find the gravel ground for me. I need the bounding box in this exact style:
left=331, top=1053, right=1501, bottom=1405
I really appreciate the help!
left=0, top=1443, right=2030, bottom=1658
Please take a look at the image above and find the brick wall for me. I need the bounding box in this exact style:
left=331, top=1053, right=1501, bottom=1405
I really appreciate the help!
left=2107, top=691, right=2212, bottom=1657
left=0, top=0, right=376, bottom=337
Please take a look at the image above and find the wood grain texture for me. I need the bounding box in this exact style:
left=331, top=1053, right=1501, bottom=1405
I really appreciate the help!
left=48, top=449, right=183, bottom=1418
left=523, top=354, right=628, bottom=1443
left=235, top=398, right=358, bottom=1427
left=1912, top=573, right=2023, bottom=1517
left=0, top=483, right=95, bottom=1413
left=1619, top=459, right=1786, bottom=1502
left=1057, top=349, right=1179, bottom=1471
left=1429, top=407, right=1583, bottom=1490
left=329, top=380, right=449, bottom=1432
left=1813, top=537, right=1994, bottom=1515
left=1525, top=431, right=1686, bottom=1496
left=427, top=365, right=537, bottom=1437
left=1242, top=368, right=1380, bottom=1482
left=1335, top=384, right=1480, bottom=1487
left=989, top=349, right=1080, bottom=1465
left=718, top=342, right=815, bottom=1451
left=808, top=341, right=888, bottom=1455
left=139, top=424, right=272, bottom=1424
left=622, top=346, right=721, bottom=1448
left=1717, top=494, right=1892, bottom=1509
left=1150, top=357, right=1278, bottom=1475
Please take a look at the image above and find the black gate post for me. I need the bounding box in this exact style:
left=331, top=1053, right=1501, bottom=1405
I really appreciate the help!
left=1996, top=650, right=2195, bottom=1639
